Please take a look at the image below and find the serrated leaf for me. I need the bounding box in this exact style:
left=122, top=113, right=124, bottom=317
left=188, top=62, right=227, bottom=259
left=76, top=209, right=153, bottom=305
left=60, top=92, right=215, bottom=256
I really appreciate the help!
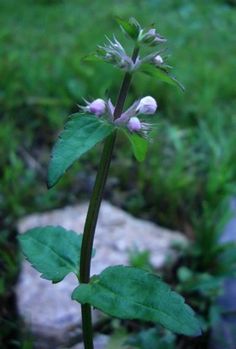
left=72, top=266, right=202, bottom=336
left=140, top=64, right=185, bottom=91
left=115, top=17, right=140, bottom=40
left=48, top=114, right=115, bottom=188
left=125, top=131, right=148, bottom=162
left=19, top=226, right=85, bottom=283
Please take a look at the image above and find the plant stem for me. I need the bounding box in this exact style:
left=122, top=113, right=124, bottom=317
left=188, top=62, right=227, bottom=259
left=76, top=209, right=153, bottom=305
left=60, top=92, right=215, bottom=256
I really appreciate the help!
left=114, top=46, right=139, bottom=119
left=79, top=46, right=139, bottom=349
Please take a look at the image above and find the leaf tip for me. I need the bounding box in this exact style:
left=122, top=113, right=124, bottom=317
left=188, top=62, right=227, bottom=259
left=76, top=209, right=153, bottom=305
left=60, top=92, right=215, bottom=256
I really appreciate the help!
left=46, top=178, right=54, bottom=190
left=191, top=318, right=203, bottom=337
left=47, top=164, right=59, bottom=189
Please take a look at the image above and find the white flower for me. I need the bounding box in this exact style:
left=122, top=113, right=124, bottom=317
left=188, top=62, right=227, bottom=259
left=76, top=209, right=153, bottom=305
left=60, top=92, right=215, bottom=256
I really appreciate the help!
left=128, top=117, right=142, bottom=132
left=87, top=99, right=106, bottom=116
left=136, top=96, right=157, bottom=115
left=153, top=54, right=163, bottom=65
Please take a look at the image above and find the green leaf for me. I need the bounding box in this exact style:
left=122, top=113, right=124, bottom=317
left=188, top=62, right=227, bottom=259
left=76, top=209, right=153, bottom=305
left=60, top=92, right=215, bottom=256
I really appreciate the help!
left=115, top=17, right=140, bottom=40
left=140, top=64, right=185, bottom=91
left=48, top=114, right=115, bottom=188
left=72, top=266, right=201, bottom=336
left=82, top=53, right=103, bottom=63
left=124, top=131, right=148, bottom=162
left=19, top=226, right=85, bottom=283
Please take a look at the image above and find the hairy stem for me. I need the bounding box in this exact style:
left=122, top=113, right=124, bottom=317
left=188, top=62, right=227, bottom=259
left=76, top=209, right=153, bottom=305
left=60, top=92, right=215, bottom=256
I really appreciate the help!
left=79, top=46, right=139, bottom=349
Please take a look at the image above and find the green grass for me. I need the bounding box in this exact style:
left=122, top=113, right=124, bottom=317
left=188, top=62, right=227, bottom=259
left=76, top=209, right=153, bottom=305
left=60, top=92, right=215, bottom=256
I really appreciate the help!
left=1, top=0, right=235, bottom=222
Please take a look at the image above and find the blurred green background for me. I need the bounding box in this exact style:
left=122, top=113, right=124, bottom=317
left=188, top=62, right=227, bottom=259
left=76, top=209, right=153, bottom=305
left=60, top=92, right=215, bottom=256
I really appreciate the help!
left=0, top=0, right=236, bottom=347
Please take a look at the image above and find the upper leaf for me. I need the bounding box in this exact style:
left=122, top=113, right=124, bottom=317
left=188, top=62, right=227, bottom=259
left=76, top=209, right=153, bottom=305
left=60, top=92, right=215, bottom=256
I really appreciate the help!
left=140, top=63, right=185, bottom=91
left=48, top=113, right=115, bottom=188
left=72, top=265, right=201, bottom=336
left=19, top=226, right=84, bottom=283
left=115, top=17, right=141, bottom=40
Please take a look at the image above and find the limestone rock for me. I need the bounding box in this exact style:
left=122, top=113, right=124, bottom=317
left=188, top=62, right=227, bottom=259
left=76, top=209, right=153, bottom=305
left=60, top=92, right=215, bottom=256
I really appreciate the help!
left=16, top=201, right=186, bottom=348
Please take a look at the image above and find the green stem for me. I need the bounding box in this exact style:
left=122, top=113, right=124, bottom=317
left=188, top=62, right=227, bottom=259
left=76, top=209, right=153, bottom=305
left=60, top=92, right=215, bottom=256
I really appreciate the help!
left=79, top=46, right=139, bottom=349
left=80, top=132, right=116, bottom=284
left=114, top=46, right=139, bottom=119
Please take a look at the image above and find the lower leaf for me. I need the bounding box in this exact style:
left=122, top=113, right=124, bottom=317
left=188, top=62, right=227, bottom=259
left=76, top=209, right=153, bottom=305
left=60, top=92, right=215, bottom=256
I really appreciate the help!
left=19, top=226, right=86, bottom=283
left=72, top=265, right=201, bottom=336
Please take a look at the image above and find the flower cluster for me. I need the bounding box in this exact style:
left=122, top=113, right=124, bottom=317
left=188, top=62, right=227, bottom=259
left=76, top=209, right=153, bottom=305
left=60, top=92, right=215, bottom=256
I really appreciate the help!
left=97, top=36, right=140, bottom=72
left=96, top=23, right=168, bottom=72
left=80, top=96, right=158, bottom=137
left=79, top=18, right=177, bottom=138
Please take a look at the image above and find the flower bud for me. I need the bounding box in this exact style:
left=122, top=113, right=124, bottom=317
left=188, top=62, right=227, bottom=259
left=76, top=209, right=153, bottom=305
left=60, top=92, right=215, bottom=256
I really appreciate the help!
left=128, top=117, right=142, bottom=132
left=136, top=96, right=157, bottom=115
left=153, top=54, right=163, bottom=65
left=98, top=36, right=134, bottom=72
left=139, top=28, right=167, bottom=46
left=88, top=99, right=106, bottom=116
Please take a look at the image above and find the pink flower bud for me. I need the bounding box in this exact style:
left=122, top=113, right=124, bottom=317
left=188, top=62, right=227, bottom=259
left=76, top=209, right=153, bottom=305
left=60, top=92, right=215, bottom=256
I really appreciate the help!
left=136, top=96, right=157, bottom=115
left=148, top=29, right=156, bottom=36
left=153, top=54, right=163, bottom=65
left=88, top=99, right=106, bottom=116
left=128, top=117, right=142, bottom=132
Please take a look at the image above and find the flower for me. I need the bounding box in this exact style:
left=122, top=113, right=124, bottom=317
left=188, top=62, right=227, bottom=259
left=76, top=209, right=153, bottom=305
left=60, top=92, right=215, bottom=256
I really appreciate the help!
left=97, top=36, right=136, bottom=71
left=89, top=99, right=106, bottom=116
left=139, top=28, right=167, bottom=46
left=128, top=117, right=142, bottom=132
left=127, top=117, right=153, bottom=137
left=136, top=96, right=157, bottom=115
left=153, top=54, right=163, bottom=65
left=79, top=95, right=158, bottom=137
left=80, top=98, right=106, bottom=116
left=114, top=100, right=140, bottom=125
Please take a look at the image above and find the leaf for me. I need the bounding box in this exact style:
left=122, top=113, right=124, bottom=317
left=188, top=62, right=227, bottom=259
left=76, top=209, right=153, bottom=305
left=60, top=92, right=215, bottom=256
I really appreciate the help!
left=125, top=131, right=148, bottom=162
left=72, top=266, right=202, bottom=336
left=115, top=17, right=140, bottom=40
left=19, top=226, right=85, bottom=283
left=48, top=114, right=115, bottom=188
left=140, top=64, right=185, bottom=91
left=82, top=53, right=103, bottom=63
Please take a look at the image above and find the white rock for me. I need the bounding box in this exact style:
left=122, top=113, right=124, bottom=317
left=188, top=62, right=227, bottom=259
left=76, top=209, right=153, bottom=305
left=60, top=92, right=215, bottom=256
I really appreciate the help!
left=16, top=201, right=186, bottom=348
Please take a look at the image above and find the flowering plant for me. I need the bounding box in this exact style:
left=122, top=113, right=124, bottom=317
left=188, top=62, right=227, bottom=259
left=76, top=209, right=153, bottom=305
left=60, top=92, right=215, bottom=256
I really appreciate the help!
left=19, top=17, right=201, bottom=349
